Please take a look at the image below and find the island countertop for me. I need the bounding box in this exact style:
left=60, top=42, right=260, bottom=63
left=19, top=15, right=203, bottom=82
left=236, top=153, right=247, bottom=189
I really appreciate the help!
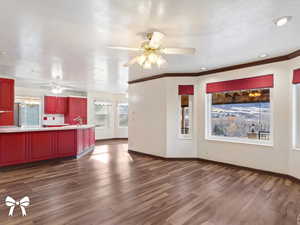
left=0, top=125, right=95, bottom=133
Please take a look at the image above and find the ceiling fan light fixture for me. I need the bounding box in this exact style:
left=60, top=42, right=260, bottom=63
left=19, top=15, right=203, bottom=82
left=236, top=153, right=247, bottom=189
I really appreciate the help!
left=113, top=31, right=195, bottom=70
left=143, top=60, right=152, bottom=69
left=156, top=55, right=166, bottom=67
left=148, top=53, right=158, bottom=63
left=137, top=55, right=147, bottom=65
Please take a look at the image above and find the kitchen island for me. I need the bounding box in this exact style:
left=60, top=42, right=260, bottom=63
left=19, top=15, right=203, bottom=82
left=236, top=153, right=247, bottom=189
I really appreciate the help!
left=0, top=125, right=95, bottom=167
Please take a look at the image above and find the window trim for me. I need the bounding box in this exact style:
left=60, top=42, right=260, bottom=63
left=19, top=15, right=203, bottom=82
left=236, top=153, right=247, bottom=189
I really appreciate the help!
left=94, top=101, right=112, bottom=129
left=117, top=103, right=128, bottom=128
left=178, top=95, right=193, bottom=140
left=205, top=88, right=274, bottom=147
left=292, top=84, right=300, bottom=150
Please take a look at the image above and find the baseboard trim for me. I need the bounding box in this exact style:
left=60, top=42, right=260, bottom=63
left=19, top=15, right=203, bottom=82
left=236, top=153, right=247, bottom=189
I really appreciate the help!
left=128, top=149, right=198, bottom=160
left=96, top=138, right=128, bottom=142
left=128, top=149, right=300, bottom=183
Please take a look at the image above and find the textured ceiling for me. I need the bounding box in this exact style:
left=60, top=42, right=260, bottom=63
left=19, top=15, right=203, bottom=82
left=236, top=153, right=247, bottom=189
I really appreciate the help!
left=0, top=0, right=299, bottom=92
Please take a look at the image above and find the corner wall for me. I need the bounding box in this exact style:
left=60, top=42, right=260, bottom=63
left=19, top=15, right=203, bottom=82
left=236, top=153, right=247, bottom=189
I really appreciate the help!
left=128, top=56, right=300, bottom=179
left=128, top=78, right=167, bottom=157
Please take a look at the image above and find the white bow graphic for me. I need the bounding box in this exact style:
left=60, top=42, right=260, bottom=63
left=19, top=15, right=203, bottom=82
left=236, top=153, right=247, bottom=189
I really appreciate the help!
left=5, top=196, right=30, bottom=216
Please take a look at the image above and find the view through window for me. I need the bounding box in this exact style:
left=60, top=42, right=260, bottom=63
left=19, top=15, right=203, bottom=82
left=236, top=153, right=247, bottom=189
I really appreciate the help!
left=180, top=95, right=192, bottom=136
left=118, top=103, right=128, bottom=127
left=210, top=89, right=271, bottom=141
left=94, top=102, right=111, bottom=128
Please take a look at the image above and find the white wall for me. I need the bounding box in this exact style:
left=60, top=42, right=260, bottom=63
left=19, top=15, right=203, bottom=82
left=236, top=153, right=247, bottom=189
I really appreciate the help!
left=165, top=78, right=198, bottom=158
left=87, top=91, right=128, bottom=140
left=129, top=56, right=300, bottom=178
left=197, top=61, right=290, bottom=174
left=129, top=78, right=167, bottom=157
left=287, top=56, right=300, bottom=179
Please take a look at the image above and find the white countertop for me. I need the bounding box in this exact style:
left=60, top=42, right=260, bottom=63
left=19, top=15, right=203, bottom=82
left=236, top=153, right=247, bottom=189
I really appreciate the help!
left=0, top=125, right=95, bottom=133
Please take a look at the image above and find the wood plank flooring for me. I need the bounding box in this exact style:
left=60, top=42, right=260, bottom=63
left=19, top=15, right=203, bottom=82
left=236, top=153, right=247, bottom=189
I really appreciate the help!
left=0, top=140, right=300, bottom=225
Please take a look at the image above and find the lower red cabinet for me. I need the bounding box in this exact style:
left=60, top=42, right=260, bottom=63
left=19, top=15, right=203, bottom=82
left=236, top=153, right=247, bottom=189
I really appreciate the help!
left=0, top=127, right=94, bottom=167
left=76, top=129, right=84, bottom=155
left=31, top=131, right=55, bottom=161
left=0, top=112, right=14, bottom=126
left=89, top=128, right=95, bottom=146
left=0, top=133, right=27, bottom=166
left=57, top=130, right=76, bottom=157
left=83, top=128, right=90, bottom=150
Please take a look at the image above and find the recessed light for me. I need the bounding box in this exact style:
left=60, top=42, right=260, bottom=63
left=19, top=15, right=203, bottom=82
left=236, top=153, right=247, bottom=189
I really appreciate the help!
left=275, top=16, right=292, bottom=27
left=259, top=53, right=268, bottom=58
left=200, top=67, right=207, bottom=71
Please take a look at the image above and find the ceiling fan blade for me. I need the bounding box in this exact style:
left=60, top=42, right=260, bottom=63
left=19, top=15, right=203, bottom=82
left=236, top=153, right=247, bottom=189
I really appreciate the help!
left=108, top=46, right=142, bottom=51
left=149, top=32, right=165, bottom=49
left=124, top=56, right=140, bottom=67
left=161, top=48, right=196, bottom=55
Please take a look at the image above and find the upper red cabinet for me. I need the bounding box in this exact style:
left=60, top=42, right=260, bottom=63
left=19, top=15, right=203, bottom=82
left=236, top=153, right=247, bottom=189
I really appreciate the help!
left=0, top=78, right=14, bottom=112
left=65, top=97, right=87, bottom=125
left=56, top=97, right=68, bottom=114
left=0, top=78, right=14, bottom=126
left=44, top=96, right=68, bottom=114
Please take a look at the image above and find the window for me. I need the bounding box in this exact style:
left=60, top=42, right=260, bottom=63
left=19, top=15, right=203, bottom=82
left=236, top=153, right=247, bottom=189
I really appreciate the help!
left=179, top=95, right=193, bottom=138
left=206, top=75, right=273, bottom=145
left=178, top=85, right=194, bottom=138
left=118, top=103, right=128, bottom=128
left=94, top=102, right=112, bottom=128
left=293, top=69, right=300, bottom=149
left=15, top=97, right=41, bottom=127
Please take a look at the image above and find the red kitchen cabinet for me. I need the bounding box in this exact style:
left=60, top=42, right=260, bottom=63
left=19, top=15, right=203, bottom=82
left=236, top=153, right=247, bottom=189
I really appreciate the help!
left=30, top=131, right=56, bottom=161
left=0, top=133, right=27, bottom=166
left=57, top=130, right=76, bottom=157
left=89, top=128, right=95, bottom=146
left=0, top=111, right=14, bottom=126
left=56, top=97, right=68, bottom=114
left=44, top=96, right=57, bottom=114
left=0, top=78, right=14, bottom=111
left=80, top=98, right=87, bottom=124
left=83, top=128, right=90, bottom=150
left=76, top=129, right=84, bottom=155
left=65, top=97, right=87, bottom=125
left=0, top=78, right=14, bottom=126
left=44, top=96, right=68, bottom=114
left=0, top=127, right=95, bottom=167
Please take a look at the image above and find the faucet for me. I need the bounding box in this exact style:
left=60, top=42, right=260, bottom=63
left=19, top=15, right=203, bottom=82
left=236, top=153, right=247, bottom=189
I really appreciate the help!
left=73, top=116, right=83, bottom=126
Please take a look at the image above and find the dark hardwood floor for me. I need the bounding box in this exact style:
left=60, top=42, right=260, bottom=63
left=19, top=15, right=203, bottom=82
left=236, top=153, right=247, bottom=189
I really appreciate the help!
left=0, top=140, right=300, bottom=225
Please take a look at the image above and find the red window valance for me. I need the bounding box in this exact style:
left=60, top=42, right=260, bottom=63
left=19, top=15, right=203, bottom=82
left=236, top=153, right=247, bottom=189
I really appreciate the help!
left=178, top=85, right=194, bottom=95
left=206, top=74, right=274, bottom=93
left=293, top=69, right=300, bottom=84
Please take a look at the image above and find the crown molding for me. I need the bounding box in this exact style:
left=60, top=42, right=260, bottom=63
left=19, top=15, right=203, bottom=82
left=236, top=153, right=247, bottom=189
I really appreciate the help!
left=128, top=49, right=300, bottom=84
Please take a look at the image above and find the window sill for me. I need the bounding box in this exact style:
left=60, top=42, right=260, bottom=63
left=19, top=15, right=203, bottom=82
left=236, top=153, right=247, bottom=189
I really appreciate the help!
left=206, top=136, right=273, bottom=147
left=178, top=136, right=193, bottom=140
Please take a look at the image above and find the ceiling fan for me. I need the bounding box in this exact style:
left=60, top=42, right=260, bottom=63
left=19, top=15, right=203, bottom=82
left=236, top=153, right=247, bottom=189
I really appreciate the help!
left=29, top=80, right=77, bottom=94
left=109, top=31, right=196, bottom=69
